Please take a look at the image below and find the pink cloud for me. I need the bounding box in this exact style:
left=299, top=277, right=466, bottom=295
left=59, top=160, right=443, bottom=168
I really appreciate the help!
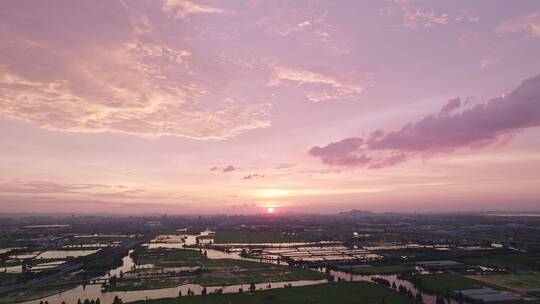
left=275, top=163, right=296, bottom=169
left=162, top=0, right=225, bottom=19
left=309, top=73, right=540, bottom=169
left=399, top=7, right=479, bottom=29
left=458, top=32, right=480, bottom=45
left=496, top=11, right=540, bottom=38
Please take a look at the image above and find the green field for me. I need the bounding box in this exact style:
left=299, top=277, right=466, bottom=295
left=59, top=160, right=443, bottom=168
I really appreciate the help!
left=72, top=235, right=131, bottom=245
left=83, top=254, right=117, bottom=270
left=463, top=253, right=540, bottom=270
left=0, top=260, right=21, bottom=268
left=106, top=278, right=191, bottom=292
left=0, top=237, right=15, bottom=247
left=414, top=274, right=486, bottom=294
left=197, top=259, right=326, bottom=286
left=340, top=265, right=412, bottom=275
left=468, top=273, right=540, bottom=293
left=204, top=258, right=274, bottom=269
left=0, top=284, right=77, bottom=303
left=129, top=281, right=412, bottom=304
left=195, top=267, right=325, bottom=286
left=212, top=231, right=303, bottom=244
left=135, top=249, right=203, bottom=267
left=109, top=256, right=325, bottom=291
left=0, top=272, right=21, bottom=285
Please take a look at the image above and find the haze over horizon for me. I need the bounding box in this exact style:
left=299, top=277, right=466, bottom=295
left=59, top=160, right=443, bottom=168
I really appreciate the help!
left=1, top=0, right=540, bottom=215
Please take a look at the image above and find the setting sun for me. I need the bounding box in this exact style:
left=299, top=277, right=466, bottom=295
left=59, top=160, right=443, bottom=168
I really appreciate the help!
left=267, top=207, right=275, bottom=214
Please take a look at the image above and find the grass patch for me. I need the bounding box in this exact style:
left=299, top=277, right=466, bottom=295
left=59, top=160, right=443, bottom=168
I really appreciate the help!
left=0, top=284, right=77, bottom=303
left=83, top=255, right=116, bottom=270
left=204, top=258, right=273, bottom=269
left=340, top=265, right=412, bottom=275
left=135, top=249, right=203, bottom=267
left=195, top=267, right=326, bottom=286
left=129, top=281, right=412, bottom=304
left=73, top=235, right=131, bottom=244
left=463, top=254, right=540, bottom=270
left=0, top=260, right=21, bottom=267
left=414, top=274, right=486, bottom=294
left=468, top=273, right=540, bottom=293
left=106, top=278, right=191, bottom=291
left=0, top=238, right=15, bottom=247
left=196, top=259, right=326, bottom=286
left=0, top=272, right=21, bottom=285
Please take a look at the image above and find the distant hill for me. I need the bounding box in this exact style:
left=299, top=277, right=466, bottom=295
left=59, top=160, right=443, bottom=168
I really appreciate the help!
left=339, top=209, right=375, bottom=216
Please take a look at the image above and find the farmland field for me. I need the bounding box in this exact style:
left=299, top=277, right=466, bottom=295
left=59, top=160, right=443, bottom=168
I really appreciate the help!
left=463, top=254, right=540, bottom=270
left=414, top=274, right=486, bottom=293
left=468, top=273, right=540, bottom=293
left=129, top=281, right=412, bottom=304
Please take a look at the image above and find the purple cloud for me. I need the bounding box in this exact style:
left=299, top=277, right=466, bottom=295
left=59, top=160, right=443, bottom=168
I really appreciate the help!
left=309, top=138, right=371, bottom=167
left=223, top=165, right=236, bottom=172
left=242, top=174, right=265, bottom=179
left=438, top=98, right=461, bottom=116
left=309, top=73, right=540, bottom=169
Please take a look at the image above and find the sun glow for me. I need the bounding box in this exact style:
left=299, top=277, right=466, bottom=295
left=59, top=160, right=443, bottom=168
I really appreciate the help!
left=256, top=188, right=292, bottom=198
left=267, top=207, right=275, bottom=214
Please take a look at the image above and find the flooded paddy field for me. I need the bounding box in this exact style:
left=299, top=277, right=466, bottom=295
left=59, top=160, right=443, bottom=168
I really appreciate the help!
left=246, top=246, right=384, bottom=264
left=13, top=232, right=331, bottom=304
left=2, top=231, right=448, bottom=304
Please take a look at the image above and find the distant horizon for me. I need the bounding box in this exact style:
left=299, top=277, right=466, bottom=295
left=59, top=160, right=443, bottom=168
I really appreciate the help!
left=1, top=208, right=540, bottom=218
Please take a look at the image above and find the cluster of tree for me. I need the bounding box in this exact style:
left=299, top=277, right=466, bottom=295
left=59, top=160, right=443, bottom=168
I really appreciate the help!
left=414, top=292, right=424, bottom=303
left=392, top=282, right=424, bottom=304
left=112, top=296, right=124, bottom=304
left=436, top=292, right=464, bottom=304
left=436, top=295, right=447, bottom=304
left=109, top=274, right=118, bottom=287
left=75, top=299, right=101, bottom=304
left=371, top=277, right=391, bottom=287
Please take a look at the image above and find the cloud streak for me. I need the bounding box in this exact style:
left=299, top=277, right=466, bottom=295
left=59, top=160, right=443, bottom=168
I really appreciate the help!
left=162, top=0, right=224, bottom=19
left=309, top=73, right=540, bottom=169
left=0, top=1, right=269, bottom=140
left=269, top=65, right=362, bottom=102
left=496, top=11, right=540, bottom=38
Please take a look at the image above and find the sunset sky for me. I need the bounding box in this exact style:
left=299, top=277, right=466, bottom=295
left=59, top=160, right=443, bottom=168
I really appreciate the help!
left=1, top=0, right=539, bottom=214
